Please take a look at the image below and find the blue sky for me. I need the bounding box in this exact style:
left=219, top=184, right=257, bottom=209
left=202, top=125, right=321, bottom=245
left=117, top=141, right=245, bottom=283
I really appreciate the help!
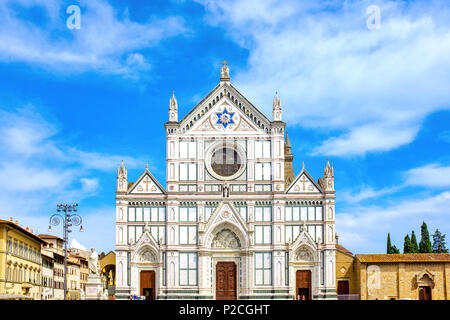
left=1, top=0, right=450, bottom=254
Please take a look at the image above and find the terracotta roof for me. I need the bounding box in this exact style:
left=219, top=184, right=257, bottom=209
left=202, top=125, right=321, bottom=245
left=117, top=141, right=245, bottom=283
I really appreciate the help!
left=336, top=244, right=353, bottom=256
left=0, top=220, right=46, bottom=244
left=38, top=234, right=64, bottom=241
left=356, top=253, right=450, bottom=263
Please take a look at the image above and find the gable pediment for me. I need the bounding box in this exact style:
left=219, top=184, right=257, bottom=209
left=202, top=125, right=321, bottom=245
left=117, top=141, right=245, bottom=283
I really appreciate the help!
left=286, top=169, right=323, bottom=194
left=131, top=227, right=160, bottom=263
left=179, top=83, right=273, bottom=135
left=201, top=201, right=250, bottom=247
left=129, top=169, right=166, bottom=194
left=290, top=228, right=318, bottom=259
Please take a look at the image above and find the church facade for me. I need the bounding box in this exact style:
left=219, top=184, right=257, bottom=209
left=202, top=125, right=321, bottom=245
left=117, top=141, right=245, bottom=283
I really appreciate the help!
left=114, top=63, right=337, bottom=300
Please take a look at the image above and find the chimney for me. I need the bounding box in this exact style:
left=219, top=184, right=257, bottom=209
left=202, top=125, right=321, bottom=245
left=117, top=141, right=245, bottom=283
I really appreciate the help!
left=15, top=220, right=18, bottom=225
left=9, top=217, right=13, bottom=222
left=26, top=227, right=29, bottom=231
left=30, top=229, right=33, bottom=234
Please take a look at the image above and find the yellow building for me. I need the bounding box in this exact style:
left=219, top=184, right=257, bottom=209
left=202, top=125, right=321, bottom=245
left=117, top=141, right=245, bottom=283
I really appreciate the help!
left=99, top=251, right=116, bottom=299
left=0, top=218, right=46, bottom=300
left=336, top=245, right=450, bottom=300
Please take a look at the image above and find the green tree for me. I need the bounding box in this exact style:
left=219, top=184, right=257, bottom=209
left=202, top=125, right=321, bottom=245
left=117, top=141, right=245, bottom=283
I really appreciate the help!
left=391, top=245, right=400, bottom=254
left=432, top=229, right=448, bottom=253
left=403, top=234, right=414, bottom=253
left=387, top=233, right=393, bottom=254
left=419, top=221, right=433, bottom=253
left=411, top=230, right=419, bottom=253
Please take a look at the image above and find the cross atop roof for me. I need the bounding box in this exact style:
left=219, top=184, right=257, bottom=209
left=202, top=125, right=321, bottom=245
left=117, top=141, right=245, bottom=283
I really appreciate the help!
left=221, top=60, right=228, bottom=67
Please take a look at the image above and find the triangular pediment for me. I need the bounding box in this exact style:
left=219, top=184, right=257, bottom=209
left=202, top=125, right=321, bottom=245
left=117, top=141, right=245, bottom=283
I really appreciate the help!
left=131, top=227, right=160, bottom=263
left=179, top=83, right=273, bottom=135
left=290, top=228, right=318, bottom=256
left=129, top=169, right=166, bottom=194
left=201, top=201, right=250, bottom=248
left=286, top=169, right=323, bottom=194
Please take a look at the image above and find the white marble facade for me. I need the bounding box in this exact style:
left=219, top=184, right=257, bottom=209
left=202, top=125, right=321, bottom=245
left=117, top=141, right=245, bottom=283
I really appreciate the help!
left=114, top=63, right=337, bottom=300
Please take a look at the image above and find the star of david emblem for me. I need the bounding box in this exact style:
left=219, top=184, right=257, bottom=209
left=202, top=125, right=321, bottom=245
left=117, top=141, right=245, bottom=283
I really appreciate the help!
left=216, top=108, right=235, bottom=128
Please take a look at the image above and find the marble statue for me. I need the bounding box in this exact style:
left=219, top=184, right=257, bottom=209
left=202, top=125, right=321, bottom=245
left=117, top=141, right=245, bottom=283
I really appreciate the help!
left=89, top=248, right=99, bottom=275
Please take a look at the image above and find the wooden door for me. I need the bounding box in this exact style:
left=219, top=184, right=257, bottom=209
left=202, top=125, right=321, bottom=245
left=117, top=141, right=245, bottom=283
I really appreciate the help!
left=140, top=270, right=156, bottom=300
left=216, top=262, right=236, bottom=300
left=337, top=280, right=350, bottom=295
left=296, top=270, right=312, bottom=300
left=419, top=286, right=432, bottom=300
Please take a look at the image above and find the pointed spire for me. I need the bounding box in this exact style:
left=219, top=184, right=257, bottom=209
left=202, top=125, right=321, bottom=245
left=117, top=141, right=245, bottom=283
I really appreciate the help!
left=117, top=160, right=128, bottom=192
left=324, top=159, right=333, bottom=177
left=169, top=91, right=178, bottom=122
left=146, top=162, right=149, bottom=170
left=285, top=131, right=291, bottom=147
left=302, top=162, right=305, bottom=170
left=272, top=91, right=282, bottom=121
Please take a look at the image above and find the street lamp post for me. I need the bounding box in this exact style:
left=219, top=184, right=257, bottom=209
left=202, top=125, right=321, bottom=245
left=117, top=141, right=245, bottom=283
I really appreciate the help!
left=48, top=204, right=83, bottom=300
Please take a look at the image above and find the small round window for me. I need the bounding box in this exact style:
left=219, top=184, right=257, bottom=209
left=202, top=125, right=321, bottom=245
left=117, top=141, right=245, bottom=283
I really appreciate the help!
left=211, top=147, right=242, bottom=177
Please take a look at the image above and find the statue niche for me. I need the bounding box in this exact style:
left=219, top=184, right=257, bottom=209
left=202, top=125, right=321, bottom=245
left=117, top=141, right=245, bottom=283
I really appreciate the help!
left=212, top=229, right=241, bottom=249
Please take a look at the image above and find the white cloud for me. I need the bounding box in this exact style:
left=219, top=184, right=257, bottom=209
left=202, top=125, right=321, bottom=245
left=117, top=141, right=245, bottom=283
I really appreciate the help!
left=0, top=0, right=187, bottom=76
left=404, top=163, right=450, bottom=188
left=337, top=191, right=450, bottom=253
left=197, top=0, right=450, bottom=156
left=339, top=185, right=401, bottom=203
left=70, top=238, right=87, bottom=251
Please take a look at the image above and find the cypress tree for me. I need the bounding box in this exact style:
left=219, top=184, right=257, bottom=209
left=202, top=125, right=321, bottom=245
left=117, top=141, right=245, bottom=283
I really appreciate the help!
left=419, top=221, right=433, bottom=253
left=403, top=234, right=414, bottom=253
left=411, top=230, right=419, bottom=253
left=387, top=233, right=393, bottom=254
left=432, top=229, right=449, bottom=253
left=391, top=245, right=400, bottom=254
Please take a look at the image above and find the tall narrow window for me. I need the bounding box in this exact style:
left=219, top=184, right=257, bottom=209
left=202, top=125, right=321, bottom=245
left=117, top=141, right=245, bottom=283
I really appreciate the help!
left=255, top=252, right=272, bottom=285
left=179, top=253, right=197, bottom=286
left=255, top=226, right=272, bottom=244
left=255, top=206, right=272, bottom=222
left=285, top=252, right=289, bottom=285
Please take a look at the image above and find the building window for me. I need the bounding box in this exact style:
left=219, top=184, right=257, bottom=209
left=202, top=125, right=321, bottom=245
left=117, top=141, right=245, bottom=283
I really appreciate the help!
left=179, top=226, right=197, bottom=245
left=150, top=226, right=166, bottom=244
left=179, top=253, right=197, bottom=286
left=235, top=206, right=248, bottom=221
left=285, top=206, right=323, bottom=221
left=162, top=252, right=167, bottom=286
left=255, top=162, right=271, bottom=180
left=255, top=252, right=272, bottom=285
left=320, top=251, right=325, bottom=285
left=254, top=226, right=272, bottom=244
left=179, top=163, right=197, bottom=181
left=254, top=140, right=271, bottom=158
left=179, top=207, right=197, bottom=222
left=204, top=206, right=217, bottom=222
left=7, top=239, right=11, bottom=253
left=255, top=206, right=272, bottom=222
left=179, top=141, right=197, bottom=159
